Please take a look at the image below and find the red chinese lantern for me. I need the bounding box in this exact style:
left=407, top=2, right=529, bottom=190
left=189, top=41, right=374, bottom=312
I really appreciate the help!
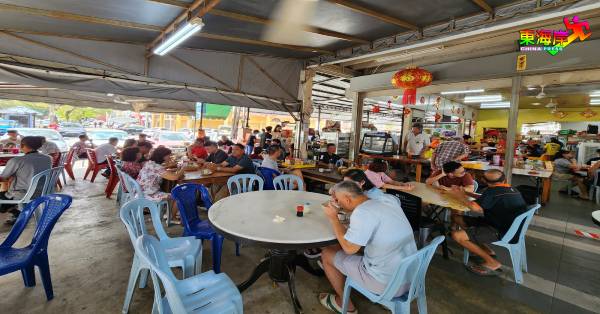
left=403, top=107, right=412, bottom=116
left=391, top=67, right=433, bottom=105
left=372, top=105, right=380, bottom=113
left=434, top=112, right=442, bottom=122
left=457, top=118, right=462, bottom=123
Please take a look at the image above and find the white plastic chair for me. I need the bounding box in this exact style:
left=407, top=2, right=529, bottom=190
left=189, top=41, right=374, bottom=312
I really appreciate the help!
left=120, top=170, right=171, bottom=227
left=135, top=235, right=243, bottom=314
left=273, top=174, right=304, bottom=191
left=462, top=204, right=540, bottom=284
left=227, top=174, right=263, bottom=195
left=120, top=198, right=202, bottom=314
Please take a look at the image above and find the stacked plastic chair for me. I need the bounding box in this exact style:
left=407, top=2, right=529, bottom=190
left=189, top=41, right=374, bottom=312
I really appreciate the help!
left=341, top=236, right=444, bottom=314
left=135, top=235, right=243, bottom=313
left=120, top=198, right=202, bottom=313
left=0, top=194, right=72, bottom=300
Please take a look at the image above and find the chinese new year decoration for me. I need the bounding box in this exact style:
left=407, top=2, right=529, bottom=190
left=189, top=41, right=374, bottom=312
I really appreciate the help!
left=387, top=100, right=392, bottom=109
left=372, top=105, right=380, bottom=113
left=403, top=107, right=411, bottom=116
left=419, top=96, right=425, bottom=104
left=391, top=66, right=433, bottom=105
left=434, top=112, right=442, bottom=122
left=580, top=108, right=597, bottom=118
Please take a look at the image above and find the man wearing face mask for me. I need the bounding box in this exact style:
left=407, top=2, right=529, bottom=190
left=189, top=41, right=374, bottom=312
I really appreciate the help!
left=318, top=181, right=416, bottom=314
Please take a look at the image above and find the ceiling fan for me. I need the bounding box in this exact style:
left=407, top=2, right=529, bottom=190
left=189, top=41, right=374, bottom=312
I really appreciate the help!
left=545, top=98, right=557, bottom=108
left=536, top=85, right=547, bottom=99
left=262, top=0, right=318, bottom=46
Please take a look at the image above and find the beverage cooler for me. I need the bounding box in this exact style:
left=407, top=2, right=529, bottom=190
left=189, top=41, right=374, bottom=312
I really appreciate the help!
left=320, top=131, right=350, bottom=158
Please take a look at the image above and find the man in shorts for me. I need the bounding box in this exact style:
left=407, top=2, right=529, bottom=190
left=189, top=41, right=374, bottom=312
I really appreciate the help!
left=450, top=169, right=527, bottom=276
left=319, top=181, right=416, bottom=313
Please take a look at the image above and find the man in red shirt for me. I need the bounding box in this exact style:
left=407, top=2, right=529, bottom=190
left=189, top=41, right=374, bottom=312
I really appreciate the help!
left=187, top=138, right=208, bottom=161
left=426, top=161, right=475, bottom=193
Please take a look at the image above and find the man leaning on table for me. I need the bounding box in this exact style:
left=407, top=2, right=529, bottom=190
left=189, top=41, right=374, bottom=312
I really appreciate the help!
left=319, top=181, right=416, bottom=314
left=449, top=169, right=527, bottom=277
left=426, top=161, right=475, bottom=193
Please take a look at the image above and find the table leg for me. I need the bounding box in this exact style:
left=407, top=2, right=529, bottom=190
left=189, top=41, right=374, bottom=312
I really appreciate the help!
left=535, top=177, right=541, bottom=205
left=542, top=177, right=551, bottom=205
left=415, top=163, right=422, bottom=182
left=294, top=254, right=324, bottom=276
left=287, top=264, right=303, bottom=314
left=237, top=257, right=270, bottom=292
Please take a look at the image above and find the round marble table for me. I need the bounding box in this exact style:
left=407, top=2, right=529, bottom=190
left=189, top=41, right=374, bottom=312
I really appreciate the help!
left=592, top=210, right=600, bottom=227
left=209, top=190, right=336, bottom=314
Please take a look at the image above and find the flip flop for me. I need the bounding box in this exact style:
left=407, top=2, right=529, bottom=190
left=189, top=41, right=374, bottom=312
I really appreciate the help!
left=318, top=293, right=357, bottom=314
left=470, top=254, right=497, bottom=264
left=467, top=264, right=502, bottom=277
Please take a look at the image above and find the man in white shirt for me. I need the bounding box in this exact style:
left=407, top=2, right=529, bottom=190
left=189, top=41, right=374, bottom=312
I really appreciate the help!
left=319, top=181, right=416, bottom=313
left=260, top=145, right=281, bottom=171
left=40, top=137, right=60, bottom=155
left=404, top=124, right=430, bottom=158
left=95, top=137, right=118, bottom=164
left=0, top=130, right=21, bottom=148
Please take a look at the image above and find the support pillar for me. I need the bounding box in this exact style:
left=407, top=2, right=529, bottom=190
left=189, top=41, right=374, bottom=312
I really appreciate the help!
left=297, top=69, right=316, bottom=158
left=504, top=75, right=522, bottom=184
left=349, top=92, right=364, bottom=163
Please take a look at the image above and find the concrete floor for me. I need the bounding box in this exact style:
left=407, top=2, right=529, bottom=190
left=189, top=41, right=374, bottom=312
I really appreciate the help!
left=0, top=165, right=599, bottom=314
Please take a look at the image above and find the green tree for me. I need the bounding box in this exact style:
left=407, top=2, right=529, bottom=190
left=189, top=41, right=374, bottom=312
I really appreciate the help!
left=55, top=105, right=109, bottom=122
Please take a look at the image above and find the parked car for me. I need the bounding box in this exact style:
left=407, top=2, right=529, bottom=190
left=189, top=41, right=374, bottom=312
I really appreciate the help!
left=86, top=129, right=128, bottom=147
left=150, top=131, right=191, bottom=154
left=217, top=126, right=232, bottom=138
left=121, top=124, right=146, bottom=135
left=204, top=128, right=218, bottom=141
left=5, top=128, right=68, bottom=152
left=58, top=122, right=86, bottom=137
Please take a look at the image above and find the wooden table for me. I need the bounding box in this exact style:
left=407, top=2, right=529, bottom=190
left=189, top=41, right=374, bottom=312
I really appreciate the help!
left=461, top=161, right=553, bottom=205
left=209, top=190, right=334, bottom=314
left=180, top=170, right=234, bottom=185
left=358, top=154, right=430, bottom=182
left=300, top=168, right=343, bottom=184
left=402, top=181, right=470, bottom=212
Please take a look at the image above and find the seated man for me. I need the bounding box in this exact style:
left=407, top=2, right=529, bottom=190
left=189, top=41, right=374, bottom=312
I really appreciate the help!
left=95, top=137, right=118, bottom=177
left=319, top=143, right=343, bottom=167
left=319, top=181, right=416, bottom=313
left=71, top=134, right=92, bottom=159
left=553, top=150, right=589, bottom=199
left=0, top=136, right=52, bottom=224
left=202, top=141, right=228, bottom=165
left=260, top=145, right=280, bottom=171
left=450, top=169, right=527, bottom=276
left=206, top=143, right=255, bottom=200
left=426, top=161, right=475, bottom=193
left=0, top=130, right=21, bottom=148
left=40, top=136, right=61, bottom=163
left=187, top=138, right=208, bottom=161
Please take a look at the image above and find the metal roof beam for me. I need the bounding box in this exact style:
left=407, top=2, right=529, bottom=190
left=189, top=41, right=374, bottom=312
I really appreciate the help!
left=325, top=0, right=418, bottom=30
left=471, top=0, right=493, bottom=13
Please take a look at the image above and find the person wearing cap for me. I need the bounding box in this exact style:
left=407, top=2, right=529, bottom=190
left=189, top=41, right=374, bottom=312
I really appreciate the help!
left=0, top=136, right=51, bottom=224
left=0, top=130, right=21, bottom=148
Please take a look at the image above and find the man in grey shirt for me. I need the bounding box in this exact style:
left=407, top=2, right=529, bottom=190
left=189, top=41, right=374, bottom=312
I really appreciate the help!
left=0, top=136, right=52, bottom=224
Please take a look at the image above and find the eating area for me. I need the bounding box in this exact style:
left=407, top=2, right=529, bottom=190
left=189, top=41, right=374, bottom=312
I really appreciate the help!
left=1, top=1, right=600, bottom=314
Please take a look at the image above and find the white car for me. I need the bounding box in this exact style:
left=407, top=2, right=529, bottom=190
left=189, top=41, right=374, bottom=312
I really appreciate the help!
left=6, top=128, right=68, bottom=152
left=86, top=129, right=129, bottom=147
left=149, top=131, right=190, bottom=154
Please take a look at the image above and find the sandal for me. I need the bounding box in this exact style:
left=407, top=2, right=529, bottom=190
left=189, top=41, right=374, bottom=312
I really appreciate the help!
left=470, top=254, right=496, bottom=264
left=319, top=293, right=357, bottom=314
left=467, top=264, right=502, bottom=277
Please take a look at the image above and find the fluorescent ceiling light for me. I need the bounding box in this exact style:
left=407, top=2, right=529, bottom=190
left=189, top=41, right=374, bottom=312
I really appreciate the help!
left=480, top=102, right=510, bottom=109
left=590, top=91, right=600, bottom=97
left=154, top=18, right=204, bottom=56
left=441, top=89, right=484, bottom=95
left=591, top=99, right=600, bottom=105
left=464, top=94, right=502, bottom=103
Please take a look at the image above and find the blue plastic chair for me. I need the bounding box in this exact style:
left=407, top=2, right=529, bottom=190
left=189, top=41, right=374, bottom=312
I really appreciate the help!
left=342, top=236, right=444, bottom=314
left=119, top=198, right=202, bottom=314
left=227, top=174, right=264, bottom=195
left=462, top=204, right=539, bottom=284
left=273, top=174, right=304, bottom=191
left=172, top=183, right=226, bottom=273
left=134, top=235, right=243, bottom=313
left=257, top=167, right=280, bottom=190
left=0, top=194, right=72, bottom=301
